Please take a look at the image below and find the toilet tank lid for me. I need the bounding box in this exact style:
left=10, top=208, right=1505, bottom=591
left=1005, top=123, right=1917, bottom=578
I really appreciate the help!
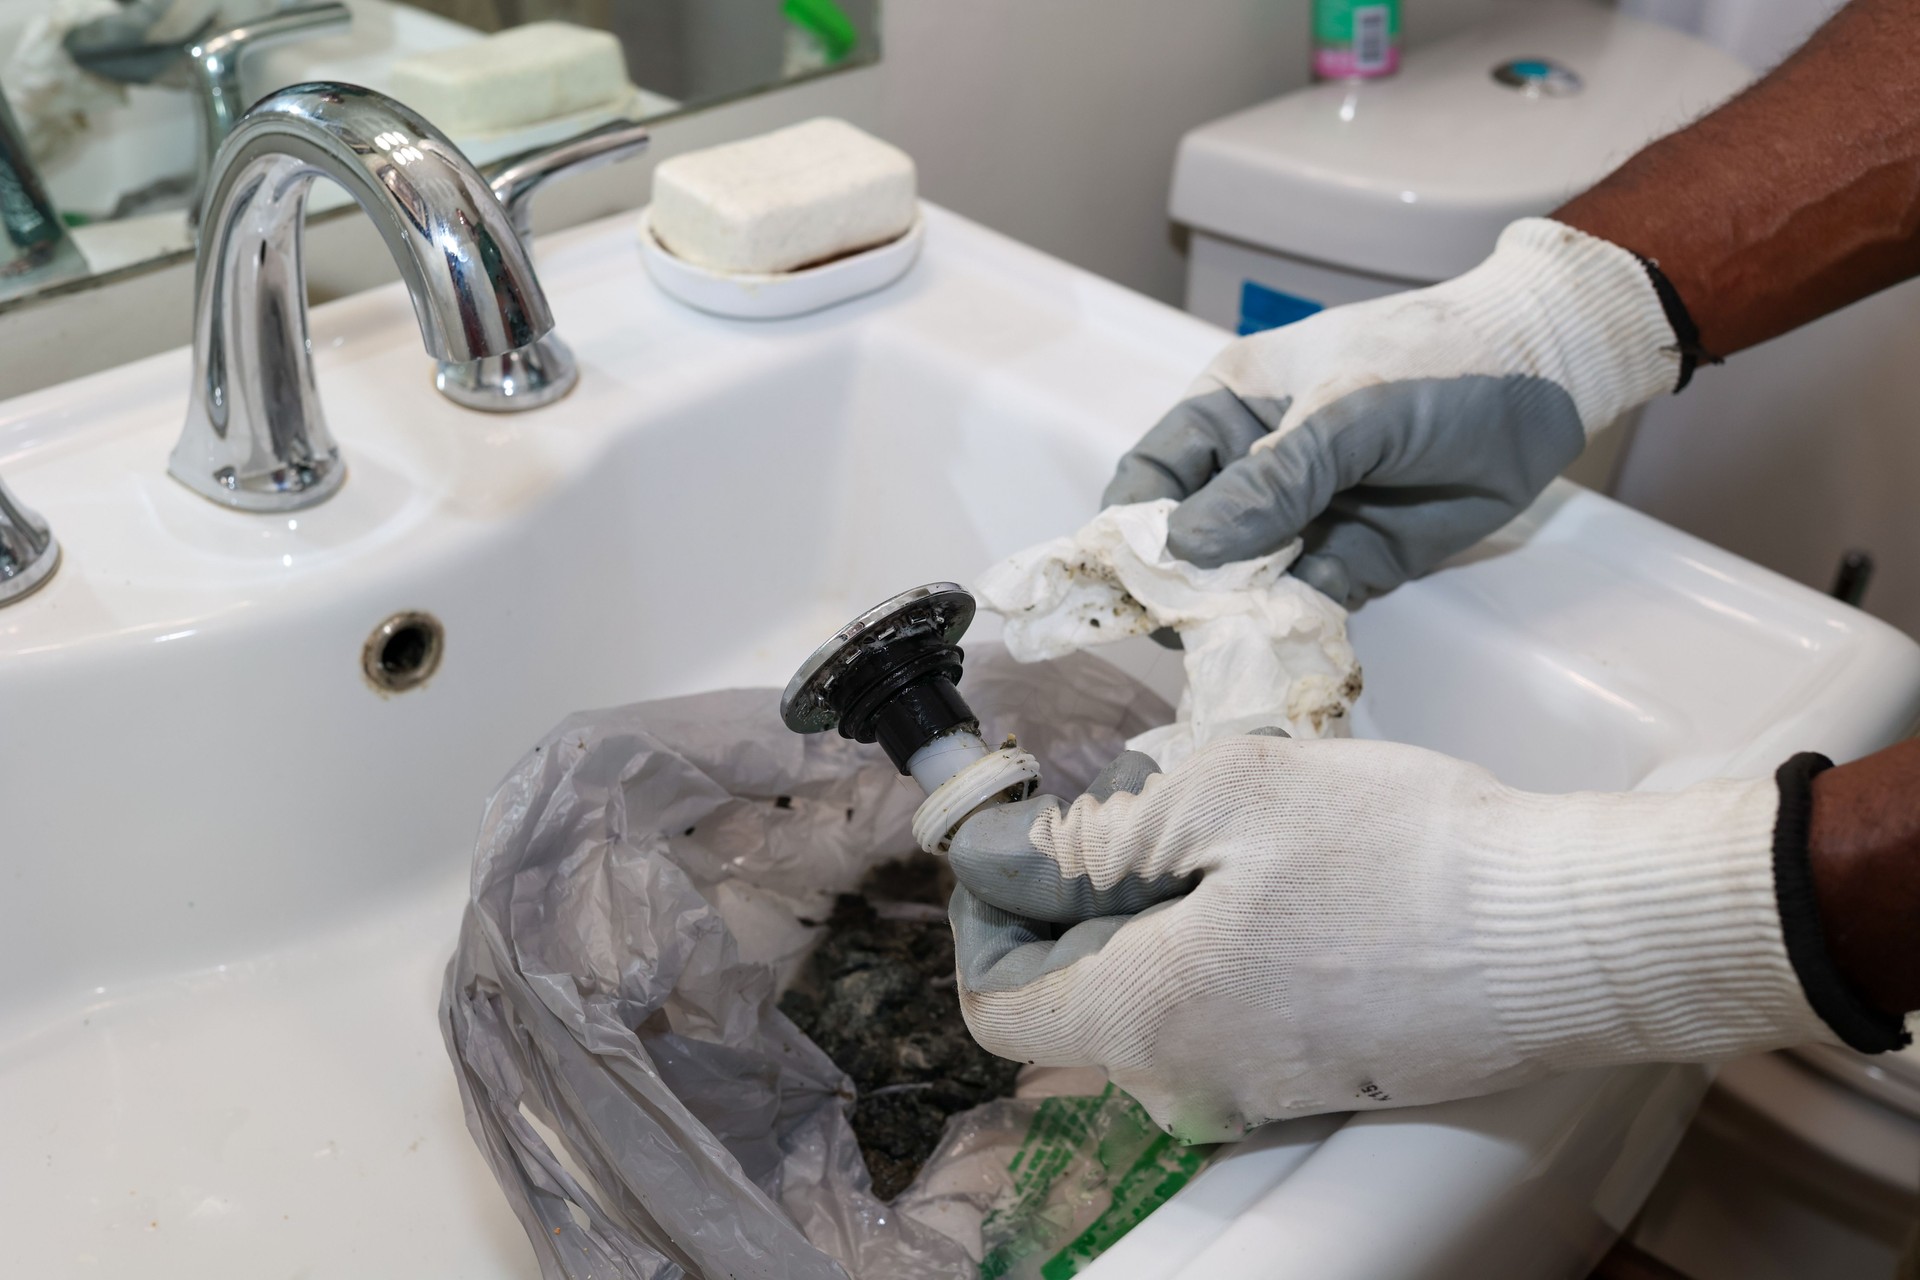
left=1170, top=0, right=1753, bottom=284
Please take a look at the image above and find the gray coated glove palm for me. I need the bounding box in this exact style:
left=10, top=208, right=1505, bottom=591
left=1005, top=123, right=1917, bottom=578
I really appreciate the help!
left=1107, top=219, right=1681, bottom=605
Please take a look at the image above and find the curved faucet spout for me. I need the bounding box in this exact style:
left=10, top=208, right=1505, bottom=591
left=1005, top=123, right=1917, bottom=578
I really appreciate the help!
left=170, top=82, right=554, bottom=512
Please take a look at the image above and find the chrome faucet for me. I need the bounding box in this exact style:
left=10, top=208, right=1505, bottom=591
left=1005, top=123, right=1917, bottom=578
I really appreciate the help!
left=167, top=83, right=555, bottom=511
left=436, top=119, right=651, bottom=412
left=182, top=4, right=353, bottom=218
left=64, top=3, right=353, bottom=222
left=62, top=0, right=219, bottom=87
left=0, top=472, right=60, bottom=607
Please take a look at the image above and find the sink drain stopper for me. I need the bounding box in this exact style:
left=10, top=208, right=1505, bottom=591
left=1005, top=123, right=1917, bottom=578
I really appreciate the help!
left=781, top=583, right=1040, bottom=852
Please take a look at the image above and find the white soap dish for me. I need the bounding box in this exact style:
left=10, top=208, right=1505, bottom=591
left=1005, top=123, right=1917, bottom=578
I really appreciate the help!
left=637, top=205, right=924, bottom=320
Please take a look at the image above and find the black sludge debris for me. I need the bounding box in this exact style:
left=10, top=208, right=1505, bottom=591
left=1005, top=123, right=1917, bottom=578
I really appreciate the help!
left=780, top=855, right=1020, bottom=1200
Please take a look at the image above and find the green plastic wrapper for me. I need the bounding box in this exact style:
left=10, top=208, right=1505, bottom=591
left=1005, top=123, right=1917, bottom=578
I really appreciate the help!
left=979, top=1085, right=1213, bottom=1279
left=891, top=1079, right=1214, bottom=1280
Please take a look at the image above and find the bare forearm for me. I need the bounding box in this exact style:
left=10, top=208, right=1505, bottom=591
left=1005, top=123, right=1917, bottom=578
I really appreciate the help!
left=1557, top=0, right=1920, bottom=356
left=1554, top=2, right=1920, bottom=1021
left=1811, top=738, right=1920, bottom=1016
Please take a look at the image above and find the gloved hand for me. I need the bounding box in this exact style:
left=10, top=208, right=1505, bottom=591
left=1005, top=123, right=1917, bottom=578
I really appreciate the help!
left=1107, top=219, right=1681, bottom=606
left=948, top=735, right=1842, bottom=1143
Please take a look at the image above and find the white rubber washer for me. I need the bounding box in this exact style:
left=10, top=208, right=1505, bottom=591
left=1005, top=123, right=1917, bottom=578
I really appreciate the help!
left=912, top=747, right=1041, bottom=855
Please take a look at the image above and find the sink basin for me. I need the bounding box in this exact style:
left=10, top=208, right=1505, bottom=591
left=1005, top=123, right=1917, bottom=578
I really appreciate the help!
left=3, top=202, right=1917, bottom=1280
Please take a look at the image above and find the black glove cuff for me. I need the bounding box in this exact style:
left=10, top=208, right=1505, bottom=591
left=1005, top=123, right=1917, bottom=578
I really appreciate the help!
left=1633, top=253, right=1723, bottom=393
left=1772, top=752, right=1911, bottom=1054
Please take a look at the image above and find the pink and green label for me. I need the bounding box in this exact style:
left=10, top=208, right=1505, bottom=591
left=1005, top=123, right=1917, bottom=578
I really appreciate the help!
left=1313, top=0, right=1401, bottom=79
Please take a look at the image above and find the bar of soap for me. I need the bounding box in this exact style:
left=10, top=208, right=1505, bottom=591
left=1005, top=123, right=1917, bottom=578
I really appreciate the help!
left=649, top=118, right=917, bottom=275
left=390, top=22, right=631, bottom=136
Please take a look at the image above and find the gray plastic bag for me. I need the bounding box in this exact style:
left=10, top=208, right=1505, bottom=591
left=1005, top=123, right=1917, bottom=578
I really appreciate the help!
left=441, top=646, right=1171, bottom=1280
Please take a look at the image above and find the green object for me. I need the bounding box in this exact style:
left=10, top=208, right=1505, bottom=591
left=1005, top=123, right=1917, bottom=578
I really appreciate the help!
left=1312, top=0, right=1401, bottom=42
left=1312, top=0, right=1401, bottom=78
left=783, top=0, right=859, bottom=64
left=978, top=1086, right=1213, bottom=1280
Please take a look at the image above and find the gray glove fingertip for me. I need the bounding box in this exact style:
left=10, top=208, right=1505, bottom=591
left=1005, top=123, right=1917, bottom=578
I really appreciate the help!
left=1291, top=551, right=1354, bottom=606
left=1085, top=749, right=1162, bottom=801
left=947, top=798, right=1087, bottom=924
left=951, top=884, right=1135, bottom=1003
left=949, top=884, right=1049, bottom=994
left=947, top=784, right=1194, bottom=925
left=1165, top=430, right=1330, bottom=569
left=1102, top=387, right=1286, bottom=514
left=1102, top=456, right=1187, bottom=509
left=1300, top=512, right=1425, bottom=604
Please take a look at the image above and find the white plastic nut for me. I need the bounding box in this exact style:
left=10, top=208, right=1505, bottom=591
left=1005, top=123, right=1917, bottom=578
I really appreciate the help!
left=911, top=746, right=1041, bottom=855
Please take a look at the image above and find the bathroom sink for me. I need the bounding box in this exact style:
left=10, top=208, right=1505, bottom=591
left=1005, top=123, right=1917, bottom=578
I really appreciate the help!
left=2, top=203, right=1916, bottom=1280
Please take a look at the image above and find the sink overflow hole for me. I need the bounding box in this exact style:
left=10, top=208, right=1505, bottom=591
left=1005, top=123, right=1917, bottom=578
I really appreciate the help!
left=364, top=611, right=444, bottom=695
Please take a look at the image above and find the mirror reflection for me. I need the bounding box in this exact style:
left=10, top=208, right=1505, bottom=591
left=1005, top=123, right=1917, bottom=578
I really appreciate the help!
left=0, top=0, right=877, bottom=304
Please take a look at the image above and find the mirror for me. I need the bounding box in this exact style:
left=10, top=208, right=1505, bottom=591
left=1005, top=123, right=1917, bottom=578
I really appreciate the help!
left=0, top=0, right=878, bottom=306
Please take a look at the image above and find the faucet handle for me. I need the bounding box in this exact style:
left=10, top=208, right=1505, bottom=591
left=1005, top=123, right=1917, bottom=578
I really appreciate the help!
left=0, top=473, right=60, bottom=607
left=487, top=120, right=653, bottom=241
left=185, top=3, right=353, bottom=216
left=435, top=120, right=651, bottom=414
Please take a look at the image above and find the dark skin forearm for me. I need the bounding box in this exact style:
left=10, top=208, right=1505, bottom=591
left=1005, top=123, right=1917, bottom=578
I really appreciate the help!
left=1556, top=0, right=1920, bottom=356
left=1557, top=2, right=1920, bottom=1019
left=1811, top=740, right=1920, bottom=1017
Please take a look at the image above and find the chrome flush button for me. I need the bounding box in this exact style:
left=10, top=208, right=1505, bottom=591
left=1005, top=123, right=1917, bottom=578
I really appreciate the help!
left=1492, top=58, right=1582, bottom=98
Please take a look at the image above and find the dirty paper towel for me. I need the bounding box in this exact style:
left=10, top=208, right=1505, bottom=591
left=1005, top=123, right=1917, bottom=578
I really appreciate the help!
left=976, top=499, right=1361, bottom=766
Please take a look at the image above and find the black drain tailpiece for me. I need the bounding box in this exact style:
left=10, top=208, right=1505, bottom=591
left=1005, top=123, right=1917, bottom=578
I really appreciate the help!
left=781, top=584, right=981, bottom=774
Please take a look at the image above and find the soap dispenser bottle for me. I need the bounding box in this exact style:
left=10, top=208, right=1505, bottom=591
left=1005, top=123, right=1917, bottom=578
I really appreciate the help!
left=1313, top=0, right=1401, bottom=80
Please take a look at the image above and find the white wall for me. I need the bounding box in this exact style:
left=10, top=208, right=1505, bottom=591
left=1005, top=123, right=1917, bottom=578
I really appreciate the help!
left=0, top=0, right=1516, bottom=396
left=870, top=0, right=1514, bottom=303
left=1619, top=0, right=1844, bottom=71
left=871, top=0, right=1304, bottom=306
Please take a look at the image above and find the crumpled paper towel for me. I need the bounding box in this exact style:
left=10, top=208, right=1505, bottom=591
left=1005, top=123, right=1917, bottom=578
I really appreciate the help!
left=3, top=0, right=127, bottom=168
left=975, top=499, right=1361, bottom=768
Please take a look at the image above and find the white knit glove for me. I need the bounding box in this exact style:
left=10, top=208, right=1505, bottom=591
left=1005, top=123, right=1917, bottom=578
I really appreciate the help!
left=1106, top=218, right=1680, bottom=606
left=948, top=735, right=1839, bottom=1143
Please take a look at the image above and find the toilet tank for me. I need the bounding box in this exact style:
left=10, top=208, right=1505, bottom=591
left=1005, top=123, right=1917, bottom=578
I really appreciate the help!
left=1170, top=0, right=1753, bottom=335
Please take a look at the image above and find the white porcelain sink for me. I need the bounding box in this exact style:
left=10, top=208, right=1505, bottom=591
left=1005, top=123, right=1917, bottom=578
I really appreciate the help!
left=3, top=202, right=1917, bottom=1280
